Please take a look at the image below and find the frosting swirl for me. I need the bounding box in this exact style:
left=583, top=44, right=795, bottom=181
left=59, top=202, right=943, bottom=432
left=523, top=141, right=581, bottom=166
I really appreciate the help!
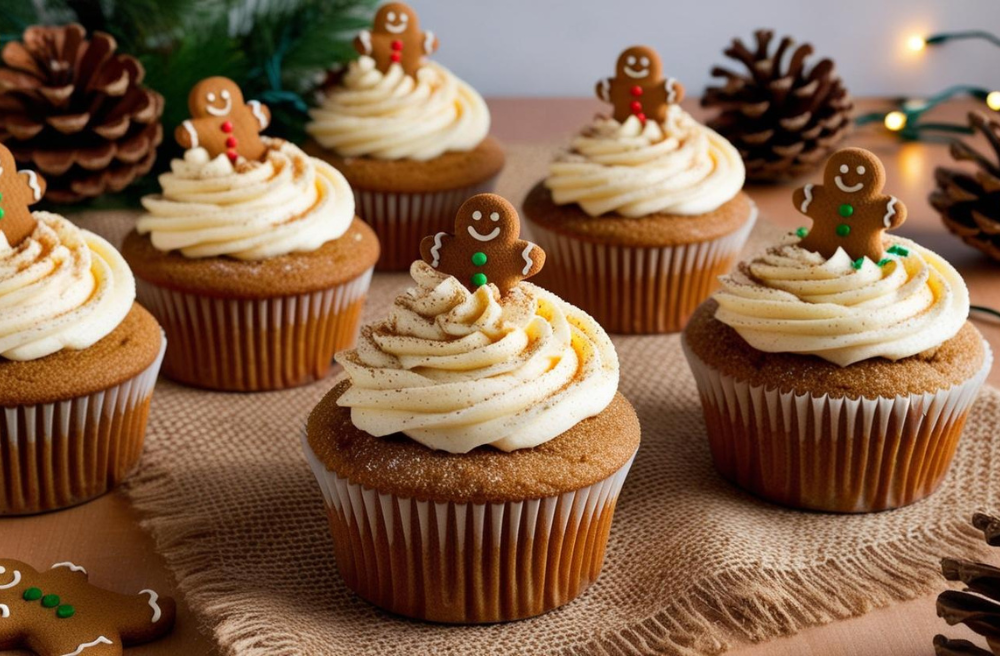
left=336, top=261, right=619, bottom=453
left=0, top=212, right=135, bottom=361
left=138, top=139, right=354, bottom=260
left=545, top=106, right=745, bottom=217
left=713, top=237, right=969, bottom=367
left=306, top=56, right=490, bottom=161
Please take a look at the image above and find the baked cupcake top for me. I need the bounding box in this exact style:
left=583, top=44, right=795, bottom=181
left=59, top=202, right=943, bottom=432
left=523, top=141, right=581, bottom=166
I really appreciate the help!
left=335, top=194, right=620, bottom=453
left=545, top=46, right=744, bottom=218
left=138, top=78, right=355, bottom=260
left=713, top=148, right=969, bottom=367
left=305, top=3, right=489, bottom=162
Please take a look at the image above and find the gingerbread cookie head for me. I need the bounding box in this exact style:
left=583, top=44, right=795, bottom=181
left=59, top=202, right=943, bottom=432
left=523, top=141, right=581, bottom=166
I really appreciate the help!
left=419, top=193, right=545, bottom=295
left=793, top=147, right=907, bottom=264
left=0, top=559, right=176, bottom=656
left=0, top=142, right=46, bottom=249
left=354, top=2, right=438, bottom=77
left=174, top=76, right=272, bottom=163
left=596, top=45, right=683, bottom=125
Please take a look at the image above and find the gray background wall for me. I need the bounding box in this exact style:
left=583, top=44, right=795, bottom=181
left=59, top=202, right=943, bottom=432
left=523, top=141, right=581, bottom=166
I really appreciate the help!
left=415, top=0, right=1000, bottom=97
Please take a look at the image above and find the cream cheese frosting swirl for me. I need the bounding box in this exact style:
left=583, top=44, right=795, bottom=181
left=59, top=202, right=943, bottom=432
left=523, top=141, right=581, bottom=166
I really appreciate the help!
left=0, top=212, right=134, bottom=361
left=306, top=56, right=490, bottom=161
left=336, top=261, right=620, bottom=453
left=546, top=105, right=745, bottom=217
left=138, top=138, right=354, bottom=260
left=713, top=237, right=969, bottom=367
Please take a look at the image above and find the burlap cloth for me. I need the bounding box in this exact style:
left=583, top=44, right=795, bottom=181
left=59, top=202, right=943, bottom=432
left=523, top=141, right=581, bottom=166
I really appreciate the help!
left=73, top=145, right=1000, bottom=655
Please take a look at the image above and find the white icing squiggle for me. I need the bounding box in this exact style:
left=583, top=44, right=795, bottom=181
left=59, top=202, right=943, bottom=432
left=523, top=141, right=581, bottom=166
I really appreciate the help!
left=61, top=637, right=113, bottom=656
left=884, top=196, right=898, bottom=227
left=0, top=604, right=9, bottom=618
left=430, top=233, right=445, bottom=267
left=25, top=170, right=42, bottom=201
left=141, top=589, right=163, bottom=622
left=800, top=184, right=814, bottom=213
left=52, top=562, right=87, bottom=574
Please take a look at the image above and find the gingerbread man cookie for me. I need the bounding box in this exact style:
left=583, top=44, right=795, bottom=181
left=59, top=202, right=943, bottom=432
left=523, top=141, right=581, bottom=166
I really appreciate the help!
left=174, top=76, right=271, bottom=163
left=419, top=193, right=545, bottom=295
left=596, top=46, right=684, bottom=125
left=792, top=148, right=907, bottom=264
left=354, top=2, right=438, bottom=77
left=0, top=143, right=45, bottom=248
left=0, top=559, right=176, bottom=656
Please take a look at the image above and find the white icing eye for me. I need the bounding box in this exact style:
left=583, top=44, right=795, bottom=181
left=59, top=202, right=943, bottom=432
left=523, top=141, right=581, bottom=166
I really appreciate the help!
left=839, top=164, right=849, bottom=174
left=856, top=166, right=866, bottom=175
left=399, top=13, right=408, bottom=22
left=626, top=55, right=636, bottom=65
left=472, top=210, right=482, bottom=220
left=387, top=11, right=396, bottom=21
left=207, top=92, right=216, bottom=102
left=221, top=89, right=231, bottom=99
left=490, top=212, right=500, bottom=222
left=640, top=56, right=650, bottom=66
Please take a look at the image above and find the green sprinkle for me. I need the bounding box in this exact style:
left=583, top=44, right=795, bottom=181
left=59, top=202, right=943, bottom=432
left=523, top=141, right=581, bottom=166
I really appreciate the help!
left=41, top=594, right=60, bottom=608
left=836, top=224, right=851, bottom=237
left=795, top=227, right=808, bottom=238
left=23, top=587, right=42, bottom=601
left=56, top=604, right=75, bottom=619
left=838, top=204, right=854, bottom=217
left=0, top=207, right=5, bottom=220
left=471, top=251, right=487, bottom=267
left=878, top=258, right=891, bottom=267
left=471, top=272, right=487, bottom=287
left=851, top=257, right=864, bottom=270
left=887, top=244, right=909, bottom=257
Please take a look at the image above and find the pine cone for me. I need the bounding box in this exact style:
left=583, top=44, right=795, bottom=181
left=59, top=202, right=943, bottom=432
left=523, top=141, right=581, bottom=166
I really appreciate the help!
left=935, top=513, right=1000, bottom=655
left=930, top=112, right=1000, bottom=262
left=0, top=23, right=164, bottom=204
left=702, top=29, right=853, bottom=181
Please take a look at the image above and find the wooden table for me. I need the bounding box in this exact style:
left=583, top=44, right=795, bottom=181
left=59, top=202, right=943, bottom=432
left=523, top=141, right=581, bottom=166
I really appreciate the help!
left=1, top=98, right=996, bottom=656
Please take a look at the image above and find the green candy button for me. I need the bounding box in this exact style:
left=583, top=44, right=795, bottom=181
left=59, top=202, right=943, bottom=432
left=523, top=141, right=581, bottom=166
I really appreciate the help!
left=41, top=594, right=60, bottom=608
left=57, top=604, right=75, bottom=619
left=23, top=587, right=42, bottom=601
left=471, top=272, right=487, bottom=287
left=836, top=224, right=851, bottom=237
left=0, top=207, right=5, bottom=219
left=795, top=227, right=808, bottom=238
left=471, top=251, right=487, bottom=266
left=839, top=204, right=854, bottom=217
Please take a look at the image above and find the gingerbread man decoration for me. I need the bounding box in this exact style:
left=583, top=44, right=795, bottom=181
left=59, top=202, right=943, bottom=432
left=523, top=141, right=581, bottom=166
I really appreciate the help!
left=354, top=2, right=438, bottom=77
left=596, top=46, right=684, bottom=125
left=419, top=194, right=545, bottom=295
left=0, top=559, right=176, bottom=656
left=0, top=143, right=45, bottom=248
left=174, top=77, right=271, bottom=164
left=792, top=148, right=907, bottom=264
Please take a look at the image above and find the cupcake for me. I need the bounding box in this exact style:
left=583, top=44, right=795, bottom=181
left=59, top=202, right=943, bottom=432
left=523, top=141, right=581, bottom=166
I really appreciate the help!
left=523, top=45, right=756, bottom=334
left=0, top=150, right=164, bottom=515
left=304, top=2, right=504, bottom=271
left=304, top=194, right=640, bottom=622
left=683, top=148, right=992, bottom=513
left=122, top=77, right=379, bottom=392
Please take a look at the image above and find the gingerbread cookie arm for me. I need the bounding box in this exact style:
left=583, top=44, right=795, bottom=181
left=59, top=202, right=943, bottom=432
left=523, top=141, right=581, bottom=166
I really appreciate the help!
left=517, top=240, right=545, bottom=279
left=422, top=30, right=438, bottom=55
left=595, top=78, right=611, bottom=103
left=420, top=232, right=453, bottom=269
left=354, top=30, right=373, bottom=56
left=245, top=100, right=271, bottom=131
left=879, top=194, right=906, bottom=229
left=18, top=169, right=45, bottom=203
left=174, top=121, right=197, bottom=149
left=792, top=182, right=826, bottom=219
left=664, top=77, right=684, bottom=104
left=109, top=588, right=176, bottom=643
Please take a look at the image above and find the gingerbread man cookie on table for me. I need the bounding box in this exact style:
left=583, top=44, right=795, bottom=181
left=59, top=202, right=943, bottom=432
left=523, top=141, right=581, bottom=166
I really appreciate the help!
left=354, top=2, right=438, bottom=77
left=174, top=76, right=271, bottom=164
left=0, top=143, right=45, bottom=248
left=596, top=45, right=684, bottom=124
left=0, top=559, right=176, bottom=656
left=420, top=193, right=545, bottom=295
left=793, top=147, right=907, bottom=265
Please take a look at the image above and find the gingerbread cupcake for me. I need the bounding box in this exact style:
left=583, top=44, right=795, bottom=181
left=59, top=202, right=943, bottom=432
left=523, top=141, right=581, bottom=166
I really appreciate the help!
left=683, top=148, right=992, bottom=513
left=523, top=45, right=755, bottom=334
left=122, top=77, right=378, bottom=392
left=304, top=2, right=504, bottom=271
left=304, top=194, right=640, bottom=622
left=0, top=149, right=165, bottom=515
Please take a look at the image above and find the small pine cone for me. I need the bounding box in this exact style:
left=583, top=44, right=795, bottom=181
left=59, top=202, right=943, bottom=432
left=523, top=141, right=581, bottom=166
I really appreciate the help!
left=702, top=29, right=853, bottom=182
left=0, top=23, right=164, bottom=204
left=930, top=112, right=1000, bottom=262
left=935, top=513, right=1000, bottom=655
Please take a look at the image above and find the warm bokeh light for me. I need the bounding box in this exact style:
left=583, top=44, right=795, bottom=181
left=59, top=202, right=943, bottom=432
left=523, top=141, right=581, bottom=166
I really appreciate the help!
left=988, top=91, right=1000, bottom=111
left=884, top=111, right=908, bottom=131
left=908, top=35, right=927, bottom=52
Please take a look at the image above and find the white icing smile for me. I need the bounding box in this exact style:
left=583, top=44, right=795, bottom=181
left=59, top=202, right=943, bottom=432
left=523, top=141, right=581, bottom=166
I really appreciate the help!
left=384, top=11, right=408, bottom=33
left=623, top=66, right=649, bottom=79
left=0, top=566, right=21, bottom=590
left=835, top=176, right=864, bottom=193
left=205, top=89, right=233, bottom=117
left=468, top=226, right=500, bottom=242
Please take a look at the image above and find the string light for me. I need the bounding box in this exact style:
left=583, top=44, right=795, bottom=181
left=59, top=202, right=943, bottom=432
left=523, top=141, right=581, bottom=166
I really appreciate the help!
left=988, top=91, right=1000, bottom=111
left=908, top=35, right=927, bottom=52
left=884, top=111, right=907, bottom=131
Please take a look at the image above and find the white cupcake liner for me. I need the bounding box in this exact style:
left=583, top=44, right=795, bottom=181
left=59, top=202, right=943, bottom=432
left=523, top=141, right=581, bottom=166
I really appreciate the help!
left=528, top=203, right=757, bottom=334
left=136, top=268, right=372, bottom=392
left=682, top=336, right=993, bottom=512
left=354, top=176, right=499, bottom=271
left=303, top=432, right=635, bottom=623
left=1, top=336, right=166, bottom=515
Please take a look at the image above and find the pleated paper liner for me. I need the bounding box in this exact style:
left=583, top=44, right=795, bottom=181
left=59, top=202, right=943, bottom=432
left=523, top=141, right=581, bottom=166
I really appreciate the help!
left=303, top=433, right=636, bottom=624
left=355, top=176, right=499, bottom=271
left=682, top=337, right=994, bottom=513
left=528, top=206, right=757, bottom=334
left=136, top=269, right=373, bottom=392
left=0, top=337, right=166, bottom=515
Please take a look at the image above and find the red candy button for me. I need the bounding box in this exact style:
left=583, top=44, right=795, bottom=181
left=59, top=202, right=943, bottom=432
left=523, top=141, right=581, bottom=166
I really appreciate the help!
left=390, top=52, right=402, bottom=62
left=391, top=40, right=403, bottom=51
left=226, top=136, right=237, bottom=148
left=631, top=101, right=642, bottom=112
left=636, top=112, right=647, bottom=124
left=222, top=121, right=233, bottom=133
left=227, top=149, right=238, bottom=163
left=630, top=85, right=643, bottom=97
